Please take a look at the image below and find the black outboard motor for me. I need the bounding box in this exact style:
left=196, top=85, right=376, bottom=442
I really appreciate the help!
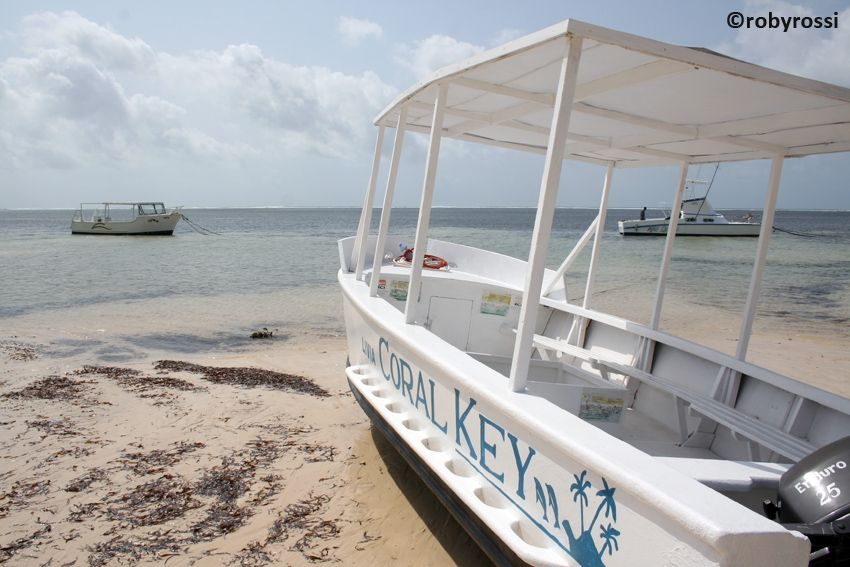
left=764, top=436, right=850, bottom=565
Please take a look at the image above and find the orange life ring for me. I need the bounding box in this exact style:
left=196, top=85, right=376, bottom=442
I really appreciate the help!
left=396, top=248, right=448, bottom=270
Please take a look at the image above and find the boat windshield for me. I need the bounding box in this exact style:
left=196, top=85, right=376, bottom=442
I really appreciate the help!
left=138, top=203, right=165, bottom=215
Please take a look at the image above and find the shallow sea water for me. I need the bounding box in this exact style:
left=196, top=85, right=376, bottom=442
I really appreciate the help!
left=1, top=208, right=848, bottom=364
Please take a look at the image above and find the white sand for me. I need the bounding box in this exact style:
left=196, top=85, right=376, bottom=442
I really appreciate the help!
left=0, top=334, right=489, bottom=566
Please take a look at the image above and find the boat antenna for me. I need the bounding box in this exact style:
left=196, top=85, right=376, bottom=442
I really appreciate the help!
left=694, top=163, right=720, bottom=218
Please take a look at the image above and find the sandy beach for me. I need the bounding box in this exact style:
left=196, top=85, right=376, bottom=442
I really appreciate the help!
left=0, top=329, right=492, bottom=566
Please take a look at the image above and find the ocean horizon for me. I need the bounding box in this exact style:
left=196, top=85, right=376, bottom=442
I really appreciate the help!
left=2, top=207, right=848, bottom=364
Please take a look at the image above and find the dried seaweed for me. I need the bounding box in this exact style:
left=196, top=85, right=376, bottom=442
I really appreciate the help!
left=118, top=441, right=205, bottom=476
left=0, top=479, right=51, bottom=517
left=187, top=439, right=284, bottom=542
left=25, top=417, right=80, bottom=438
left=68, top=502, right=103, bottom=523
left=74, top=365, right=203, bottom=402
left=273, top=494, right=330, bottom=539
left=299, top=443, right=337, bottom=463
left=190, top=503, right=254, bottom=542
left=250, top=328, right=277, bottom=339
left=230, top=541, right=273, bottom=566
left=195, top=457, right=252, bottom=503
left=248, top=474, right=283, bottom=507
left=0, top=340, right=37, bottom=361
left=231, top=493, right=335, bottom=566
left=3, top=376, right=90, bottom=402
left=87, top=531, right=183, bottom=567
left=0, top=523, right=51, bottom=564
left=155, top=360, right=329, bottom=397
left=65, top=469, right=109, bottom=493
left=45, top=446, right=94, bottom=463
left=106, top=474, right=201, bottom=527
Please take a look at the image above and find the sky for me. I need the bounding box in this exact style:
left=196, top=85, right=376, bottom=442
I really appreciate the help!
left=1, top=0, right=849, bottom=210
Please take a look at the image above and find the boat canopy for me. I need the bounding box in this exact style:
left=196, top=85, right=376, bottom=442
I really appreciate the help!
left=375, top=19, right=850, bottom=168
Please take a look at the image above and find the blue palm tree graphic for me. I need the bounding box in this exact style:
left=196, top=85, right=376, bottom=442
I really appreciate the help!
left=570, top=470, right=591, bottom=532
left=599, top=523, right=620, bottom=556
left=589, top=478, right=617, bottom=528
left=558, top=472, right=620, bottom=567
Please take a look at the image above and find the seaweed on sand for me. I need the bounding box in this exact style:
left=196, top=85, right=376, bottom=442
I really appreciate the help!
left=65, top=468, right=109, bottom=493
left=117, top=440, right=206, bottom=476
left=0, top=479, right=51, bottom=518
left=3, top=376, right=91, bottom=402
left=106, top=474, right=201, bottom=527
left=188, top=438, right=286, bottom=542
left=0, top=523, right=51, bottom=564
left=87, top=530, right=183, bottom=567
left=0, top=340, right=37, bottom=361
left=25, top=417, right=80, bottom=439
left=154, top=360, right=329, bottom=397
left=250, top=328, right=277, bottom=339
left=68, top=502, right=104, bottom=523
left=74, top=365, right=202, bottom=391
left=231, top=493, right=338, bottom=565
left=299, top=443, right=337, bottom=463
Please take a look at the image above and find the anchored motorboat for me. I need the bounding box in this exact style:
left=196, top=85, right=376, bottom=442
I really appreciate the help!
left=619, top=169, right=761, bottom=236
left=618, top=197, right=761, bottom=236
left=339, top=19, right=850, bottom=566
left=70, top=202, right=182, bottom=235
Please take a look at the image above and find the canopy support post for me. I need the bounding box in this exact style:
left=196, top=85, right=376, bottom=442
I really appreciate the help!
left=583, top=162, right=615, bottom=310
left=370, top=109, right=408, bottom=297
left=737, top=155, right=784, bottom=360
left=405, top=84, right=448, bottom=324
left=353, top=125, right=385, bottom=278
left=649, top=162, right=689, bottom=330
left=634, top=162, right=689, bottom=372
left=510, top=37, right=583, bottom=392
left=684, top=156, right=785, bottom=452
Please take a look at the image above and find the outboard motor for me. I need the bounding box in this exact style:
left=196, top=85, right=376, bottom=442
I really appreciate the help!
left=764, top=436, right=850, bottom=565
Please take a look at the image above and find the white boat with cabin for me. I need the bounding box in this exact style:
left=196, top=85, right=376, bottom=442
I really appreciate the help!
left=618, top=196, right=761, bottom=236
left=338, top=19, right=850, bottom=566
left=71, top=202, right=182, bottom=235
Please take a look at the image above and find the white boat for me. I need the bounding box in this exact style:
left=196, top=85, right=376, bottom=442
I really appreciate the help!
left=71, top=202, right=182, bottom=235
left=619, top=197, right=761, bottom=236
left=338, top=19, right=850, bottom=567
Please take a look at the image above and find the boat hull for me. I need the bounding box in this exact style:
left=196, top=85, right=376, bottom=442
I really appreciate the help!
left=339, top=270, right=809, bottom=567
left=347, top=376, right=524, bottom=567
left=71, top=213, right=181, bottom=235
left=618, top=220, right=761, bottom=236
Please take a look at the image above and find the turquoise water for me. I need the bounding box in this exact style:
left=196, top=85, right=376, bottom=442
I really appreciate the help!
left=1, top=208, right=848, bottom=353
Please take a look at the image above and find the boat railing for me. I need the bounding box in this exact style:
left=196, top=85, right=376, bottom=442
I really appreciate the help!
left=538, top=295, right=850, bottom=416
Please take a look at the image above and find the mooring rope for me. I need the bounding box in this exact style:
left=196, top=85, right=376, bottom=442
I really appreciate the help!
left=772, top=225, right=817, bottom=238
left=180, top=214, right=221, bottom=236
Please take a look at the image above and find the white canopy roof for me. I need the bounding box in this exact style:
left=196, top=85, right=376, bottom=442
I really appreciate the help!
left=375, top=20, right=850, bottom=167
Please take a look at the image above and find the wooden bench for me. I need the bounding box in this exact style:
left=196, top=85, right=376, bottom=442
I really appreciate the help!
left=530, top=334, right=816, bottom=462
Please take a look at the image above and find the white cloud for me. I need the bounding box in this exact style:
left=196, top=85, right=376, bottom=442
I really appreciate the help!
left=21, top=11, right=155, bottom=71
left=0, top=11, right=397, bottom=172
left=717, top=0, right=850, bottom=86
left=395, top=35, right=484, bottom=80
left=337, top=16, right=383, bottom=46
left=490, top=28, right=524, bottom=47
